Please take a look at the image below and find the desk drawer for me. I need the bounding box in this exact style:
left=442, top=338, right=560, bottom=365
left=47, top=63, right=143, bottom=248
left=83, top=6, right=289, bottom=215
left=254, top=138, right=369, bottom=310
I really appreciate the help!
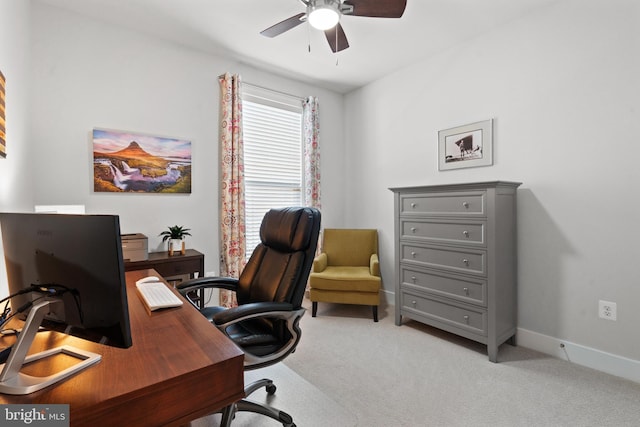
left=401, top=243, right=486, bottom=276
left=401, top=266, right=487, bottom=306
left=401, top=219, right=485, bottom=246
left=401, top=291, right=487, bottom=336
left=154, top=258, right=202, bottom=278
left=401, top=191, right=486, bottom=217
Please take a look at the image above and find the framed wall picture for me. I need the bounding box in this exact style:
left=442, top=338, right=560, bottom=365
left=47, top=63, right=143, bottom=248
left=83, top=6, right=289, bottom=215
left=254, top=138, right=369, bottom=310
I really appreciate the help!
left=438, top=119, right=493, bottom=171
left=93, top=128, right=192, bottom=193
left=0, top=70, right=6, bottom=159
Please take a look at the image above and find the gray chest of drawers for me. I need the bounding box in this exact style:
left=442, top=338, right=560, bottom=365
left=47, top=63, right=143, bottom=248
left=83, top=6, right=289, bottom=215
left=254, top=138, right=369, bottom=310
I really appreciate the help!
left=390, top=181, right=521, bottom=362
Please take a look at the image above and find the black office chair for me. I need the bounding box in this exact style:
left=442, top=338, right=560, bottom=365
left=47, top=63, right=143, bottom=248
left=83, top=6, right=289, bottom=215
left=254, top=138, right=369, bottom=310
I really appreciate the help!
left=177, top=207, right=321, bottom=427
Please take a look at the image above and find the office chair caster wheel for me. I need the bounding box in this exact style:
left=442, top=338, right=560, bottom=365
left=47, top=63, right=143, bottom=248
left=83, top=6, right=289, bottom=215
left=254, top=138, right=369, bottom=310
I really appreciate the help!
left=266, top=384, right=277, bottom=395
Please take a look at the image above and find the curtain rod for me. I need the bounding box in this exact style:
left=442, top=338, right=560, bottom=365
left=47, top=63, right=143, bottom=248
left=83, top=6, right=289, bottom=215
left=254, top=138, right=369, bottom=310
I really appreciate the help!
left=244, top=82, right=305, bottom=102
left=218, top=73, right=306, bottom=102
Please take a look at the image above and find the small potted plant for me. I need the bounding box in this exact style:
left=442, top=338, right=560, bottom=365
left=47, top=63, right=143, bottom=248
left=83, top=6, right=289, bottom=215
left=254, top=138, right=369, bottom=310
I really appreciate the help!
left=160, top=225, right=191, bottom=256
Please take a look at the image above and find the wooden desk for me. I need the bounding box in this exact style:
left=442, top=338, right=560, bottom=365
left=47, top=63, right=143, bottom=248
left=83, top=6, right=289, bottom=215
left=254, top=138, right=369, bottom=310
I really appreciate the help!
left=125, top=249, right=205, bottom=307
left=0, top=269, right=244, bottom=427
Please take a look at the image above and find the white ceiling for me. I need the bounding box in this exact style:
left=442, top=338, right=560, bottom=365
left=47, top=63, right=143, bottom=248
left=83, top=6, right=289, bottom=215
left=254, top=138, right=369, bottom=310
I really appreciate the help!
left=38, top=0, right=559, bottom=93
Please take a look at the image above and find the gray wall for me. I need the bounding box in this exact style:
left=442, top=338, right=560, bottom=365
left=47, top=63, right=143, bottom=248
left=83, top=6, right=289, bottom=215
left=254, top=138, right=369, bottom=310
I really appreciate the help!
left=0, top=0, right=34, bottom=293
left=0, top=0, right=33, bottom=211
left=344, top=0, right=640, bottom=362
left=23, top=2, right=346, bottom=283
left=1, top=0, right=638, bottom=378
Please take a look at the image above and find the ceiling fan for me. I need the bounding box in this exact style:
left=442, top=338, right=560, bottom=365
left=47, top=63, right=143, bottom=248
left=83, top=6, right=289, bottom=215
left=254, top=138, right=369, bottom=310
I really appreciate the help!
left=260, top=0, right=407, bottom=53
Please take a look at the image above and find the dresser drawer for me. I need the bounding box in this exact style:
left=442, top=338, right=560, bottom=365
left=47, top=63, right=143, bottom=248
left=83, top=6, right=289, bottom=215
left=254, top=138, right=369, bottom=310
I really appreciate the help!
left=401, top=243, right=486, bottom=276
left=401, top=291, right=487, bottom=336
left=400, top=191, right=485, bottom=217
left=401, top=266, right=487, bottom=306
left=401, top=219, right=486, bottom=247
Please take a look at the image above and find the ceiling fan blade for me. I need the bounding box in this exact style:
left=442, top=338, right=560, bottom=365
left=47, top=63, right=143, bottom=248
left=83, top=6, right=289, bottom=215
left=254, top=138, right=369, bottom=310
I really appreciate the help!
left=260, top=13, right=306, bottom=38
left=324, top=23, right=349, bottom=53
left=343, top=0, right=407, bottom=18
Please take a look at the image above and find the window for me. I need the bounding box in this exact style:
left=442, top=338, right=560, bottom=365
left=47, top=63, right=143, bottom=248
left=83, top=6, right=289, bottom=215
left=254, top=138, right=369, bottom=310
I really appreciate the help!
left=242, top=85, right=304, bottom=258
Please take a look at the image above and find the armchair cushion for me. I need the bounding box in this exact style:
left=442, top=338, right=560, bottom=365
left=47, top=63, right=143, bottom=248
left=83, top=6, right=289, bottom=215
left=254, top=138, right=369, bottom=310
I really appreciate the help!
left=309, top=266, right=380, bottom=292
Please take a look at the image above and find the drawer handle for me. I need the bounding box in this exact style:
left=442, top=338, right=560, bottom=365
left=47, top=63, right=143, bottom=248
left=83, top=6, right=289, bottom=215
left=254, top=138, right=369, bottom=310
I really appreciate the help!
left=411, top=276, right=417, bottom=283
left=411, top=300, right=417, bottom=306
left=462, top=259, right=469, bottom=266
left=463, top=315, right=470, bottom=324
left=410, top=227, right=417, bottom=233
left=463, top=287, right=469, bottom=295
left=411, top=251, right=417, bottom=258
left=463, top=230, right=469, bottom=237
left=411, top=202, right=417, bottom=208
left=462, top=201, right=469, bottom=208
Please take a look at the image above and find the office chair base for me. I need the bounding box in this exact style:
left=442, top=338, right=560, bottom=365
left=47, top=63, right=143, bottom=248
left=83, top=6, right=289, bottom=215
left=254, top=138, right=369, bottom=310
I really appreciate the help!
left=219, top=378, right=296, bottom=427
left=236, top=399, right=295, bottom=427
left=244, top=377, right=276, bottom=396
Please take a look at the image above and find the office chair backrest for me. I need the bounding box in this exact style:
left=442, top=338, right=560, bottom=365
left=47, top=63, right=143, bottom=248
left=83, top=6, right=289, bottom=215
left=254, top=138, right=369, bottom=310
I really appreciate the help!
left=237, top=207, right=321, bottom=309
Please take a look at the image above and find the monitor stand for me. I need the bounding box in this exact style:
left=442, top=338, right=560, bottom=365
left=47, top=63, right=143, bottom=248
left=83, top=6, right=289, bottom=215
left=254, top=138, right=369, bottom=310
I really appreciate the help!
left=0, top=299, right=101, bottom=395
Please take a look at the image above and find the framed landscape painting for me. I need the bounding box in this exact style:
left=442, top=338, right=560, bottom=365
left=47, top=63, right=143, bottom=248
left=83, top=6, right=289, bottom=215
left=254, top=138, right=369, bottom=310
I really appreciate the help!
left=438, top=119, right=493, bottom=171
left=93, top=128, right=192, bottom=193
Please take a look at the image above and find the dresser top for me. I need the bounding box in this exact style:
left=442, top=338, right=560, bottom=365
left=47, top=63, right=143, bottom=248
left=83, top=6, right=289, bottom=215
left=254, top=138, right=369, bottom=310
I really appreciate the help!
left=389, top=180, right=522, bottom=193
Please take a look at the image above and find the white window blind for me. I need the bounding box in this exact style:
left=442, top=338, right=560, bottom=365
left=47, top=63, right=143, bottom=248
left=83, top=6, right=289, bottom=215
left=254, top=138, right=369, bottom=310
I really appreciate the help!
left=242, top=86, right=304, bottom=258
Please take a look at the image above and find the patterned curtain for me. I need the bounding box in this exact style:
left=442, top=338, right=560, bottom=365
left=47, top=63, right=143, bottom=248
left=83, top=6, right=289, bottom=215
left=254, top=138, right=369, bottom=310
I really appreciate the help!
left=303, top=96, right=322, bottom=262
left=303, top=96, right=321, bottom=210
left=218, top=73, right=245, bottom=308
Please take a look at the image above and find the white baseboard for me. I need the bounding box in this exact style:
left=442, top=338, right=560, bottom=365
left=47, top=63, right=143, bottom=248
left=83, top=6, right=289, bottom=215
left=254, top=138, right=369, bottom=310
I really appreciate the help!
left=384, top=294, right=639, bottom=384
left=517, top=328, right=640, bottom=384
left=382, top=289, right=394, bottom=306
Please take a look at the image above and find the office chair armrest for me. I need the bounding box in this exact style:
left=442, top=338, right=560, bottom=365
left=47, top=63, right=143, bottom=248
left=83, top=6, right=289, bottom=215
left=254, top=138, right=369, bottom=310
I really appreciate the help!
left=370, top=253, right=380, bottom=277
left=312, top=253, right=327, bottom=272
left=176, top=276, right=239, bottom=294
left=213, top=302, right=294, bottom=326
left=214, top=304, right=306, bottom=369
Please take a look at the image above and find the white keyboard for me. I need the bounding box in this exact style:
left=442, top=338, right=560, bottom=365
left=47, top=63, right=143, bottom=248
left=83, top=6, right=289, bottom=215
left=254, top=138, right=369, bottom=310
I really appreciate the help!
left=135, top=280, right=184, bottom=311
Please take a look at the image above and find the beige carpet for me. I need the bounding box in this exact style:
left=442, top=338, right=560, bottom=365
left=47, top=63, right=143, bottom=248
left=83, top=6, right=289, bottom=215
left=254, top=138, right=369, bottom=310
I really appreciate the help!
left=286, top=301, right=640, bottom=426
left=191, top=363, right=356, bottom=427
left=194, top=299, right=640, bottom=426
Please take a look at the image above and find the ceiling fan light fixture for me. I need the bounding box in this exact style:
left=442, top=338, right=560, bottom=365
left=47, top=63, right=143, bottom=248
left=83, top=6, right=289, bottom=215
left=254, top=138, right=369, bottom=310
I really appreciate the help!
left=308, top=1, right=340, bottom=31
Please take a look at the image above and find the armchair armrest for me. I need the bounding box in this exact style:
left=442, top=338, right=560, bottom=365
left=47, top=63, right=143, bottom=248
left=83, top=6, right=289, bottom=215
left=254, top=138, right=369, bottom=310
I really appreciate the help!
left=312, top=253, right=328, bottom=273
left=370, top=253, right=380, bottom=277
left=176, top=276, right=239, bottom=295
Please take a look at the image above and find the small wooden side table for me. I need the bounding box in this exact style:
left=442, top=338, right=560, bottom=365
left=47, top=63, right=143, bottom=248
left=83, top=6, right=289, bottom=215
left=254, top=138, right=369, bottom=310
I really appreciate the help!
left=124, top=249, right=205, bottom=307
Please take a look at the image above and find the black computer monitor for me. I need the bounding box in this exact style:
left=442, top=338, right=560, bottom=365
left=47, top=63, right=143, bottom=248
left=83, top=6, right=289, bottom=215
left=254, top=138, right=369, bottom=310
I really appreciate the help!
left=0, top=212, right=133, bottom=395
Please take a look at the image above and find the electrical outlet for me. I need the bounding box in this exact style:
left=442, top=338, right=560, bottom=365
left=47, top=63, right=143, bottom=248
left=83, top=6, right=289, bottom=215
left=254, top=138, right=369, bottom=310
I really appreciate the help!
left=598, top=300, right=617, bottom=321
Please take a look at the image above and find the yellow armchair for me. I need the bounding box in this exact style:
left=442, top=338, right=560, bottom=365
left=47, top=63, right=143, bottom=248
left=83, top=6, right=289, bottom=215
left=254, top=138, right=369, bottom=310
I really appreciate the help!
left=309, top=228, right=381, bottom=322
